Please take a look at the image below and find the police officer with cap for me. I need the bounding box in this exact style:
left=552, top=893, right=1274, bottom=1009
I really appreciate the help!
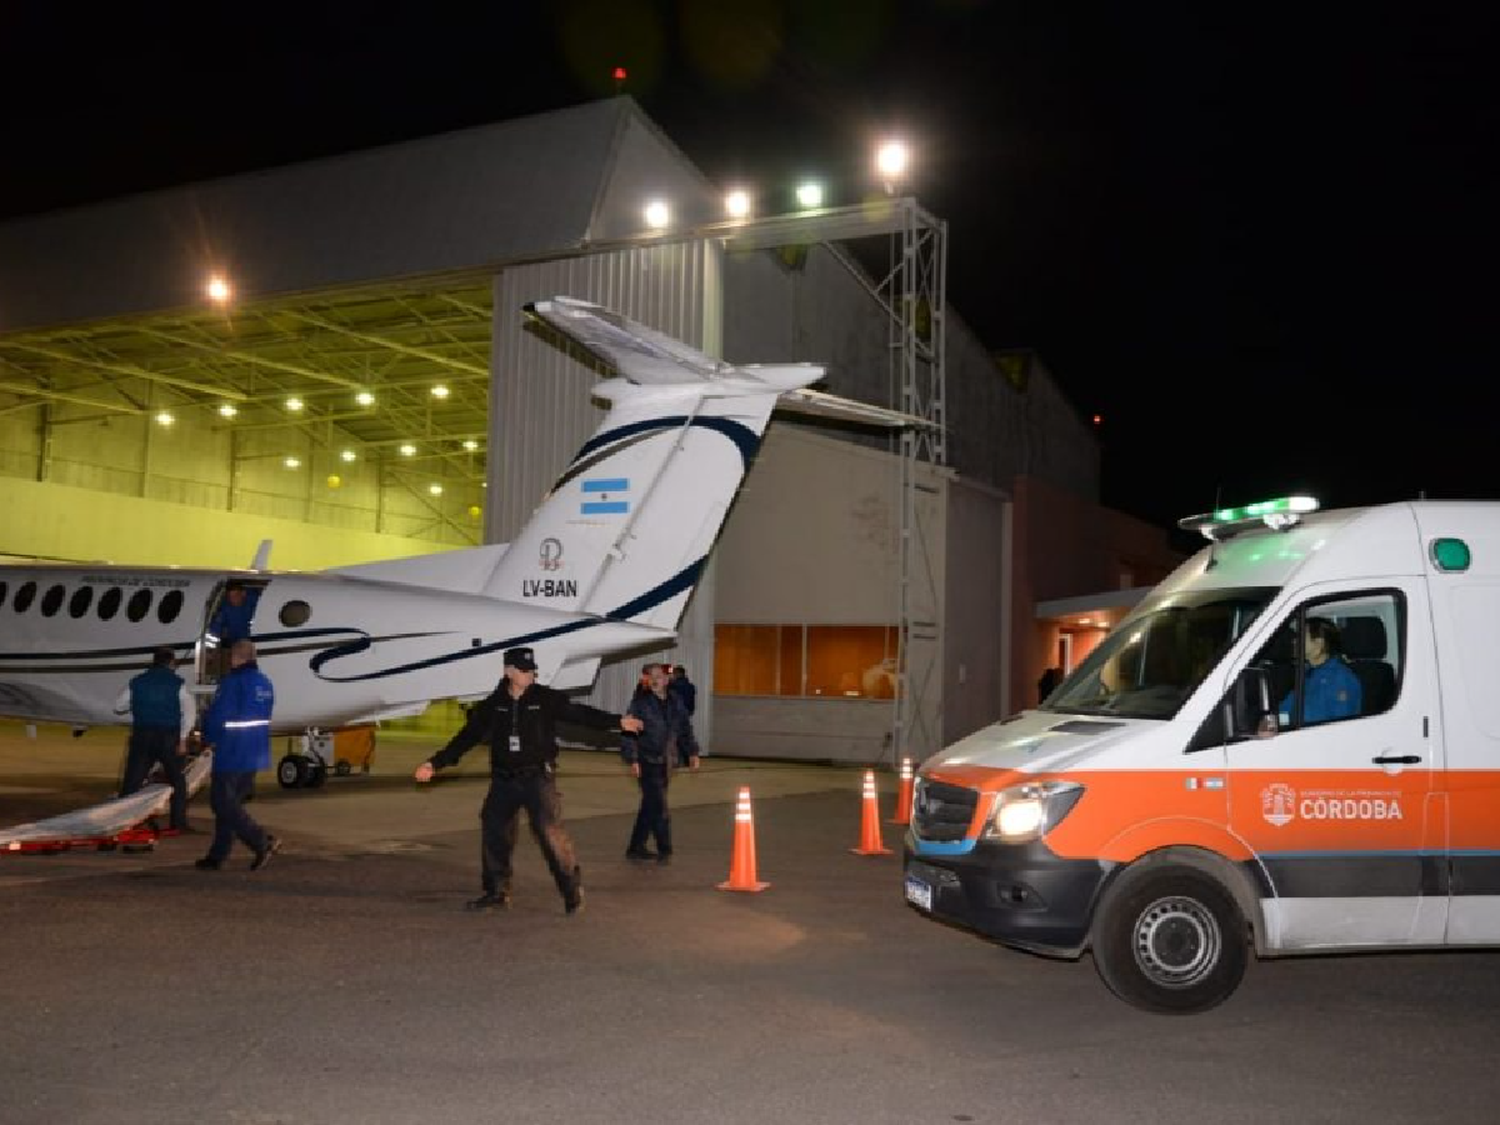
left=414, top=646, right=643, bottom=914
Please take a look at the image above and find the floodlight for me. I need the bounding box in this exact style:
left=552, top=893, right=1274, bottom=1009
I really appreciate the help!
left=428, top=483, right=444, bottom=496
left=876, top=139, right=910, bottom=183
left=399, top=443, right=416, bottom=457
left=724, top=189, right=751, bottom=219
left=462, top=439, right=479, bottom=452
left=155, top=411, right=174, bottom=427
left=340, top=449, right=357, bottom=463
left=431, top=385, right=450, bottom=399
left=356, top=391, right=375, bottom=407
left=217, top=403, right=237, bottom=418
left=284, top=457, right=301, bottom=469
left=796, top=181, right=824, bottom=209
left=205, top=275, right=232, bottom=304
left=644, top=200, right=671, bottom=230
left=285, top=397, right=304, bottom=412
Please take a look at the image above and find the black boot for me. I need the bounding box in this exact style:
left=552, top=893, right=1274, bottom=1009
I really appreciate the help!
left=564, top=866, right=585, bottom=915
left=466, top=890, right=512, bottom=912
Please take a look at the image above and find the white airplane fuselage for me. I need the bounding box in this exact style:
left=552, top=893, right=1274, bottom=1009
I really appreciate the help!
left=0, top=562, right=666, bottom=733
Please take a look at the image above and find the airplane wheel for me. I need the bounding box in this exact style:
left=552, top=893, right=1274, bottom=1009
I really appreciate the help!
left=335, top=759, right=353, bottom=777
left=307, top=764, right=328, bottom=789
left=277, top=755, right=309, bottom=789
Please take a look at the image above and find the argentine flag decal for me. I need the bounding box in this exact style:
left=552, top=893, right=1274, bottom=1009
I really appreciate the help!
left=581, top=477, right=630, bottom=515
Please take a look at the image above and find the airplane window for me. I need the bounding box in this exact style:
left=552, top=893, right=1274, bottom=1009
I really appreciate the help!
left=69, top=586, right=95, bottom=619
left=40, top=584, right=66, bottom=617
left=97, top=587, right=123, bottom=621
left=126, top=589, right=154, bottom=623
left=13, top=581, right=37, bottom=612
left=0, top=580, right=7, bottom=608
left=279, top=600, right=312, bottom=627
left=158, top=589, right=185, bottom=624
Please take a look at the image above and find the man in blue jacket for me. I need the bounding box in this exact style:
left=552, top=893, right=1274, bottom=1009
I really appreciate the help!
left=622, top=662, right=701, bottom=864
left=112, top=647, right=196, bottom=832
left=196, top=639, right=280, bottom=871
left=207, top=582, right=260, bottom=678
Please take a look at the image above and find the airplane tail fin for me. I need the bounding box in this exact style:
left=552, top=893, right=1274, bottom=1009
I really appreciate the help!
left=483, top=297, right=923, bottom=633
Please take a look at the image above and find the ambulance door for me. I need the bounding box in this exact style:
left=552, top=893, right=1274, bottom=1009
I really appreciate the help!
left=1225, top=581, right=1445, bottom=950
left=1421, top=546, right=1500, bottom=945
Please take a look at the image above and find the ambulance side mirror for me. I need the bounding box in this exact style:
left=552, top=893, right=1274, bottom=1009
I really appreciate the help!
left=1229, top=666, right=1278, bottom=742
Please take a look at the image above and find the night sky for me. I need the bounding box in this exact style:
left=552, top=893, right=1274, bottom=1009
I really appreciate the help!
left=1, top=3, right=1492, bottom=531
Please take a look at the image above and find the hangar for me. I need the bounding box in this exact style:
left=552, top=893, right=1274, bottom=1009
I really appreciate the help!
left=0, top=96, right=1181, bottom=764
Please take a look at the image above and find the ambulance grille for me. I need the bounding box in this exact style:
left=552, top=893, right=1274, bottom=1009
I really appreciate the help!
left=912, top=779, right=978, bottom=842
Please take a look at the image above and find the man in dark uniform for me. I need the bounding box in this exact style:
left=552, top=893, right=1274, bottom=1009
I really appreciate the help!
left=413, top=646, right=643, bottom=914
left=112, top=646, right=196, bottom=832
left=622, top=662, right=700, bottom=864
left=667, top=664, right=697, bottom=716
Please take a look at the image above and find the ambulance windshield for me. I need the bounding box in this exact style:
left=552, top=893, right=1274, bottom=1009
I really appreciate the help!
left=1045, top=588, right=1277, bottom=720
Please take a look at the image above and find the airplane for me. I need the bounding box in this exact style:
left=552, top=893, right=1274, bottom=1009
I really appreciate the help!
left=0, top=296, right=929, bottom=743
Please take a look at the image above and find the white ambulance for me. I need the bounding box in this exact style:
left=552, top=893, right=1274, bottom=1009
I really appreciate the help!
left=903, top=496, right=1500, bottom=1013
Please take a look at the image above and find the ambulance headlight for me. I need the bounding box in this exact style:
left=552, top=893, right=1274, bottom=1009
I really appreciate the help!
left=984, top=780, right=1084, bottom=843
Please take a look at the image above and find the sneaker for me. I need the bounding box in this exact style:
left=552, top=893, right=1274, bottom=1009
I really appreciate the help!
left=194, top=856, right=223, bottom=871
left=624, top=846, right=656, bottom=862
left=466, top=892, right=511, bottom=912
left=250, top=835, right=282, bottom=872
left=564, top=885, right=586, bottom=916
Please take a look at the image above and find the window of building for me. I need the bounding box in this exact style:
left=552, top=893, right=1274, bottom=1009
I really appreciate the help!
left=97, top=587, right=123, bottom=621
left=157, top=589, right=184, bottom=624
left=69, top=586, right=94, bottom=619
left=126, top=589, right=154, bottom=623
left=40, top=584, right=66, bottom=617
left=12, top=581, right=37, bottom=613
left=714, top=624, right=900, bottom=699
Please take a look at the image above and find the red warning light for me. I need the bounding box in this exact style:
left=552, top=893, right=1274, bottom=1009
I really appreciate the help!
left=613, top=67, right=628, bottom=93
left=1093, top=414, right=1102, bottom=426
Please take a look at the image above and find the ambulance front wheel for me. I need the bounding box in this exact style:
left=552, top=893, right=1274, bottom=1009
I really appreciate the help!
left=1092, top=865, right=1248, bottom=1015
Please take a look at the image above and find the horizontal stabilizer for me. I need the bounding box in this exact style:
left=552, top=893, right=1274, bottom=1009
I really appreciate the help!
left=778, top=387, right=939, bottom=430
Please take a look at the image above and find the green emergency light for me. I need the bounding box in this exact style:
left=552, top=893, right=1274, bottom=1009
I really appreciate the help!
left=1179, top=495, right=1320, bottom=540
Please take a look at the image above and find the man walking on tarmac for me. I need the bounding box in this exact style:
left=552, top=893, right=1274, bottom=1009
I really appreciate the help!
left=113, top=646, right=196, bottom=833
left=413, top=646, right=642, bottom=914
left=622, top=662, right=701, bottom=864
left=195, top=639, right=280, bottom=872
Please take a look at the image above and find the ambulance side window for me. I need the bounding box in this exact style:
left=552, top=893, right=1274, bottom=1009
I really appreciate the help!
left=1249, top=591, right=1404, bottom=732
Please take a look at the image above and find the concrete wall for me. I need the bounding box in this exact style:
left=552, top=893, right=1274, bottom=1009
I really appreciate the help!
left=1010, top=474, right=1186, bottom=709
left=711, top=427, right=945, bottom=764
left=943, top=477, right=1010, bottom=745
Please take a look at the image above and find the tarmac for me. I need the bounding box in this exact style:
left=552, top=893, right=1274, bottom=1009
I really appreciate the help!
left=3, top=721, right=1499, bottom=1125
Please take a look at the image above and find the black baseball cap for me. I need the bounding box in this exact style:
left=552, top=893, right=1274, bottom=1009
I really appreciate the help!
left=503, top=646, right=538, bottom=672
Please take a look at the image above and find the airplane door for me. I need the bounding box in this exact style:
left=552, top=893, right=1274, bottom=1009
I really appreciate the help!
left=1226, top=579, right=1445, bottom=951
left=195, top=579, right=270, bottom=687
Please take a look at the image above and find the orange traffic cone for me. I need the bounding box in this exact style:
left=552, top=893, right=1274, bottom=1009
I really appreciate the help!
left=851, top=769, right=893, bottom=856
left=889, top=758, right=914, bottom=825
left=717, top=786, right=770, bottom=892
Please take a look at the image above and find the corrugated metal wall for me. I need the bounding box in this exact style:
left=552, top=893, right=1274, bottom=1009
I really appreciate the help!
left=488, top=243, right=723, bottom=736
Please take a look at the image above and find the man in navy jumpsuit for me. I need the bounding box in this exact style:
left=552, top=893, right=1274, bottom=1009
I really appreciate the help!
left=113, top=647, right=196, bottom=831
left=622, top=662, right=701, bottom=863
left=413, top=646, right=642, bottom=914
left=196, top=639, right=279, bottom=871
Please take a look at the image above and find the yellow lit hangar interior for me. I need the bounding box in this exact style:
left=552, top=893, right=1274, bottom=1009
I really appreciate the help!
left=0, top=97, right=1180, bottom=764
left=0, top=279, right=498, bottom=554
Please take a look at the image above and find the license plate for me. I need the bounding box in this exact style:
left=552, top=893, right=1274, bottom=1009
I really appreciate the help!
left=904, top=875, right=933, bottom=912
